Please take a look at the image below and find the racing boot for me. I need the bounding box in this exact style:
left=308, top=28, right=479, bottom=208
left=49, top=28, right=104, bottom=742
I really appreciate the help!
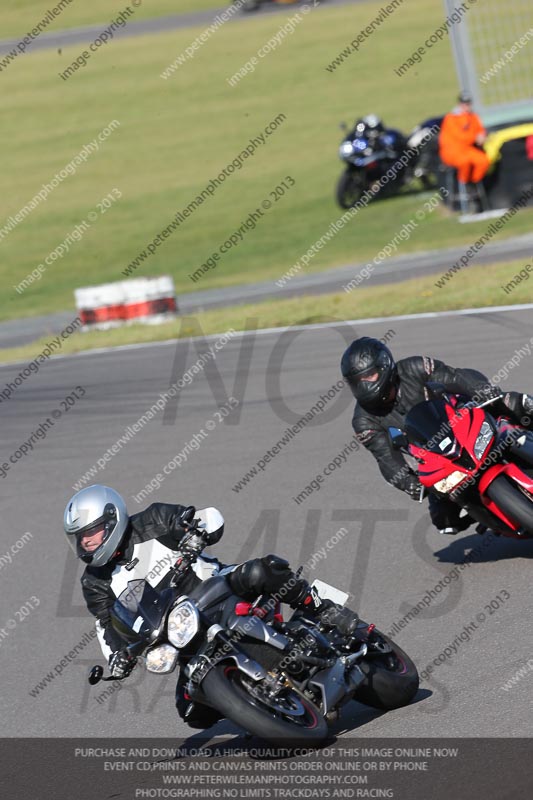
left=290, top=581, right=358, bottom=637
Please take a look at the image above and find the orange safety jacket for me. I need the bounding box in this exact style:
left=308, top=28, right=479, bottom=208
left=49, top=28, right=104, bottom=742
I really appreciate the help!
left=439, top=109, right=485, bottom=165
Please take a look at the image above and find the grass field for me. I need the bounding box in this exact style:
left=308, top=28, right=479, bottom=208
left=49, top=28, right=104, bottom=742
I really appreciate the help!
left=1, top=257, right=531, bottom=365
left=3, top=0, right=532, bottom=327
left=1, top=0, right=225, bottom=39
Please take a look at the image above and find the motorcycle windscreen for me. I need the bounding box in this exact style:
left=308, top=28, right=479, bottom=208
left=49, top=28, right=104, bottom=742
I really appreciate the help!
left=405, top=399, right=453, bottom=449
left=111, top=580, right=169, bottom=643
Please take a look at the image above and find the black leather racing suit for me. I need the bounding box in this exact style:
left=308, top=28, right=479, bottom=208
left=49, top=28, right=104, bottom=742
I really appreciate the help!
left=351, top=355, right=529, bottom=530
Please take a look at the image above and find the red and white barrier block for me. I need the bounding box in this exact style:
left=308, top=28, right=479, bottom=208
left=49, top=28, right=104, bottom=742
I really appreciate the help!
left=75, top=276, right=178, bottom=330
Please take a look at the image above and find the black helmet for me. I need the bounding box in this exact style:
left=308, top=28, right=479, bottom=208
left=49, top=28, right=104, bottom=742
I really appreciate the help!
left=341, top=337, right=398, bottom=409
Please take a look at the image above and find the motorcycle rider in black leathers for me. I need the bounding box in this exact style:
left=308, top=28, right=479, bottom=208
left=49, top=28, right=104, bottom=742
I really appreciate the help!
left=64, top=485, right=353, bottom=729
left=340, top=337, right=533, bottom=535
left=352, top=115, right=406, bottom=161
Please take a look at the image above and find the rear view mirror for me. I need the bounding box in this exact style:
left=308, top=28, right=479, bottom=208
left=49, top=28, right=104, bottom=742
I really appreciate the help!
left=88, top=665, right=103, bottom=685
left=388, top=427, right=408, bottom=450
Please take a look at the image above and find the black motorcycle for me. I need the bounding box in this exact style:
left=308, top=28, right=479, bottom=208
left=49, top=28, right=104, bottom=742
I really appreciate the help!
left=336, top=122, right=407, bottom=208
left=335, top=116, right=443, bottom=209
left=89, top=509, right=418, bottom=744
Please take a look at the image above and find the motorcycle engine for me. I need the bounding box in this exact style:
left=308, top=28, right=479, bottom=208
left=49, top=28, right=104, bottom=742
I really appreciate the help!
left=283, top=625, right=329, bottom=678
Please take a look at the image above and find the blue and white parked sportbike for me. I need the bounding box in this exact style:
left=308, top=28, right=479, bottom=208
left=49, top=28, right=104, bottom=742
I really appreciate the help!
left=335, top=115, right=441, bottom=209
left=89, top=508, right=418, bottom=745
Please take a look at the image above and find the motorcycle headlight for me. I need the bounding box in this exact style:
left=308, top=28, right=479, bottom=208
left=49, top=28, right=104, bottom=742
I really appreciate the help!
left=434, top=470, right=468, bottom=494
left=168, top=600, right=200, bottom=649
left=339, top=141, right=354, bottom=157
left=146, top=643, right=179, bottom=674
left=474, top=421, right=494, bottom=460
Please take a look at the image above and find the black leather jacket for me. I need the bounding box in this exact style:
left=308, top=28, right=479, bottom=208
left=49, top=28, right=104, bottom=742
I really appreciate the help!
left=351, top=355, right=525, bottom=494
left=81, top=503, right=221, bottom=655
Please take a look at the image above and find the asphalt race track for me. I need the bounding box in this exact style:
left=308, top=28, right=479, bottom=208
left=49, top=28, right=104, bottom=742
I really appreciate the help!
left=0, top=0, right=365, bottom=56
left=2, top=306, right=533, bottom=740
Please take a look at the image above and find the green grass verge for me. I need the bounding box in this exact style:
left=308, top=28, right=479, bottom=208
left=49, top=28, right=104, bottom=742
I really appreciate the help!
left=1, top=258, right=531, bottom=365
left=3, top=0, right=532, bottom=325
left=2, top=0, right=226, bottom=39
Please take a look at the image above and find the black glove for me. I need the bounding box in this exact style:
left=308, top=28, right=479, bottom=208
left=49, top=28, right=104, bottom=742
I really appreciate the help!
left=475, top=384, right=503, bottom=403
left=404, top=474, right=423, bottom=500
left=178, top=506, right=196, bottom=530
left=108, top=650, right=137, bottom=679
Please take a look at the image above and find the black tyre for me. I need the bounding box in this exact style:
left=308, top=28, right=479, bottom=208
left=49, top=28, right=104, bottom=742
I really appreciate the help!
left=419, top=172, right=438, bottom=190
left=353, top=629, right=419, bottom=710
left=486, top=474, right=533, bottom=535
left=201, top=664, right=328, bottom=745
left=240, top=0, right=260, bottom=11
left=415, top=147, right=439, bottom=190
left=336, top=170, right=366, bottom=208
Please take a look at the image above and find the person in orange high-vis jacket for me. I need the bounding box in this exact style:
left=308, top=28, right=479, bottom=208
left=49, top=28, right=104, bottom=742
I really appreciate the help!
left=439, top=92, right=490, bottom=185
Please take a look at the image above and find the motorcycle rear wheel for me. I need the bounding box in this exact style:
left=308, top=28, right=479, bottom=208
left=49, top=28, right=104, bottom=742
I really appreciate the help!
left=353, top=629, right=419, bottom=710
left=485, top=474, right=533, bottom=535
left=201, top=664, right=328, bottom=745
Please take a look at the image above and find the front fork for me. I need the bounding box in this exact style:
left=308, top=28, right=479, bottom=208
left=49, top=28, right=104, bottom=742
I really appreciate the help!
left=182, top=627, right=269, bottom=703
left=506, top=430, right=533, bottom=467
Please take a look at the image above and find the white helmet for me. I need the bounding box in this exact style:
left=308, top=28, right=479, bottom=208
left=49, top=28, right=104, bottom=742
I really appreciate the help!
left=63, top=485, right=129, bottom=567
left=361, top=114, right=384, bottom=133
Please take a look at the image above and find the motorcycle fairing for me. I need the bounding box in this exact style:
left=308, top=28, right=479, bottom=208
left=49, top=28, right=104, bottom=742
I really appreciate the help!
left=408, top=402, right=492, bottom=488
left=111, top=581, right=177, bottom=644
left=225, top=613, right=290, bottom=650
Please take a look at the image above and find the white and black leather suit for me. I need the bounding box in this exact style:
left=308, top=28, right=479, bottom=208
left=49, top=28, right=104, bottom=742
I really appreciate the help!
left=81, top=502, right=309, bottom=662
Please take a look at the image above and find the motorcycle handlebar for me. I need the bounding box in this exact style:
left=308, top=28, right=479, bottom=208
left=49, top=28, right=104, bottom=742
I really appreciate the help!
left=476, top=396, right=500, bottom=409
left=426, top=387, right=500, bottom=412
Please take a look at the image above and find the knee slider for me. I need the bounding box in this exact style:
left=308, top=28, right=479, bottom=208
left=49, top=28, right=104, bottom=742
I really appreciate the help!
left=228, top=558, right=264, bottom=597
left=262, top=553, right=290, bottom=575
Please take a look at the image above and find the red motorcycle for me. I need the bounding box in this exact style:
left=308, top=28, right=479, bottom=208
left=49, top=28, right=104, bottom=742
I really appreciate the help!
left=390, top=385, right=533, bottom=538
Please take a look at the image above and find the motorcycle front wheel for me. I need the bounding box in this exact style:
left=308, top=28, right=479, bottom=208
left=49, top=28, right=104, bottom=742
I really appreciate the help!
left=485, top=474, right=533, bottom=536
left=201, top=664, right=328, bottom=745
left=336, top=170, right=366, bottom=208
